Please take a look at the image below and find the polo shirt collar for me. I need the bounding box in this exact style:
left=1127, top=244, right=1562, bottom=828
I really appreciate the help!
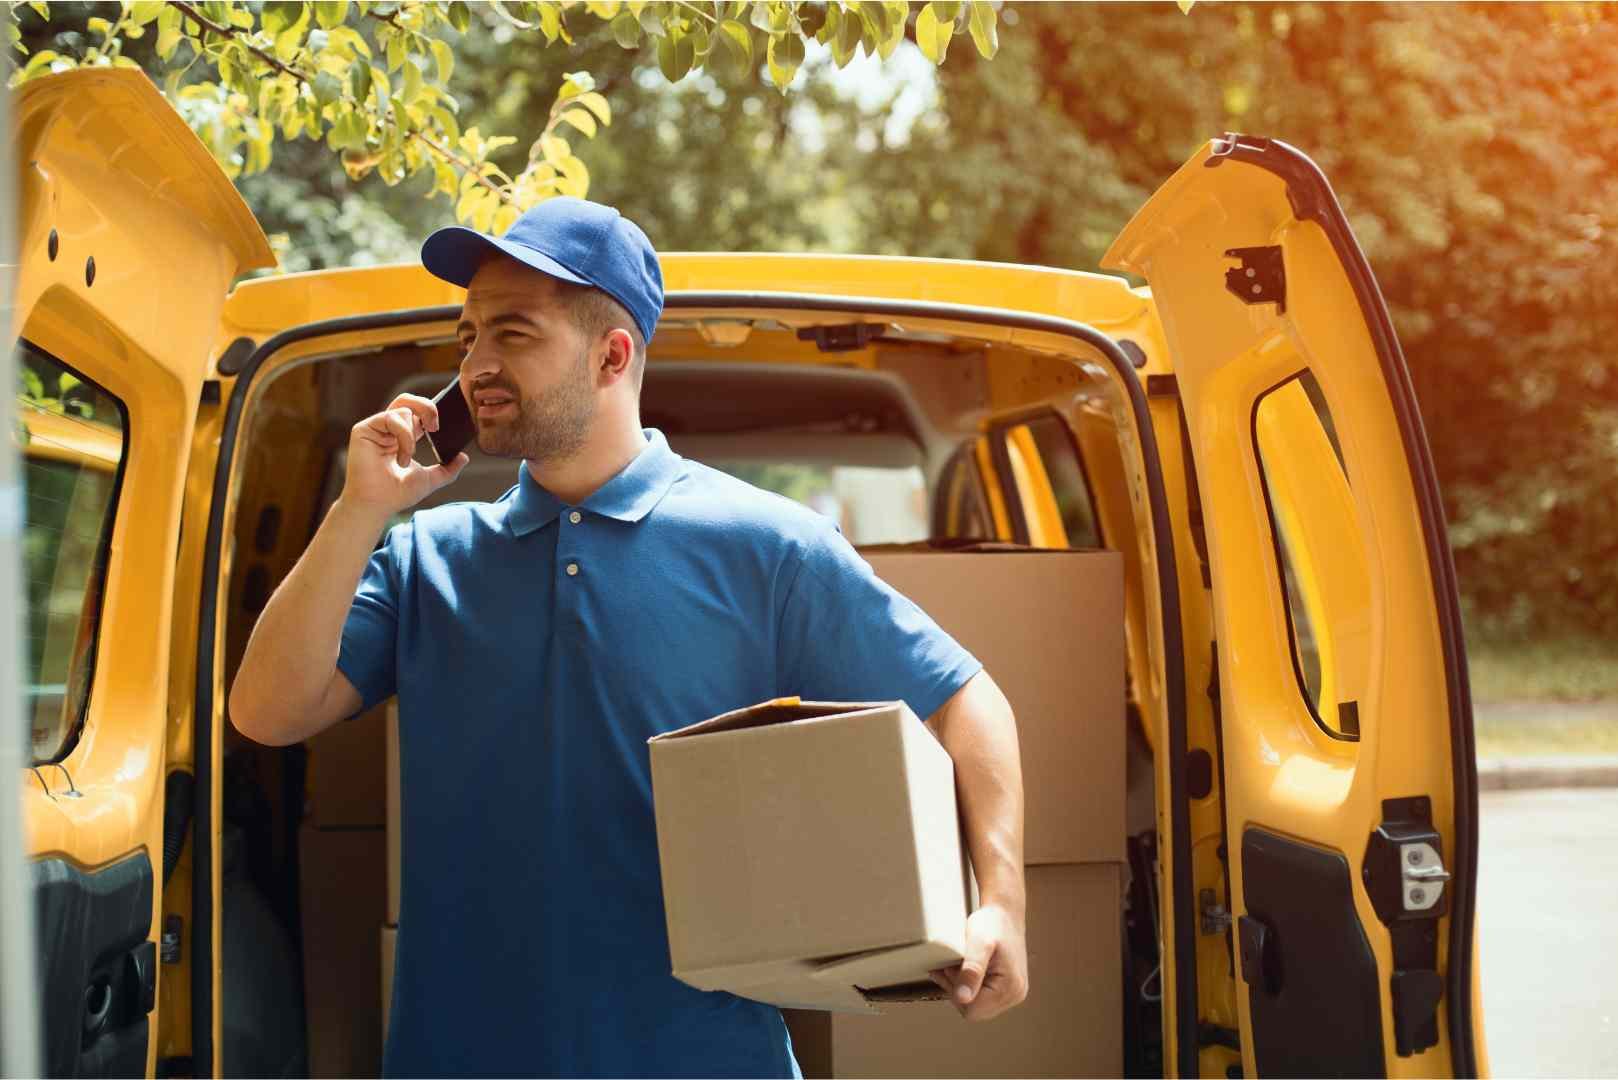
left=506, top=429, right=681, bottom=536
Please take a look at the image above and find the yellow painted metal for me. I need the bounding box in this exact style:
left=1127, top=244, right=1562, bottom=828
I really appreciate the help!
left=1254, top=378, right=1373, bottom=735
left=1106, top=140, right=1475, bottom=1075
left=12, top=68, right=272, bottom=1078
left=971, top=437, right=1014, bottom=540
left=1003, top=424, right=1069, bottom=548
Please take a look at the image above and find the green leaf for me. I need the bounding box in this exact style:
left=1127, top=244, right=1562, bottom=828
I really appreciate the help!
left=610, top=10, right=640, bottom=47
left=400, top=57, right=424, bottom=105
left=447, top=1, right=471, bottom=33
left=490, top=0, right=536, bottom=29
left=536, top=132, right=569, bottom=164
left=386, top=32, right=406, bottom=72
left=130, top=0, right=165, bottom=26
left=27, top=1, right=49, bottom=19
left=709, top=19, right=753, bottom=82
left=749, top=2, right=775, bottom=32
left=966, top=1, right=996, bottom=59
left=856, top=0, right=890, bottom=41
left=573, top=90, right=611, bottom=126
left=314, top=0, right=349, bottom=30
left=262, top=0, right=302, bottom=34
left=816, top=2, right=838, bottom=44
left=312, top=69, right=343, bottom=108
left=766, top=31, right=804, bottom=90
left=430, top=38, right=453, bottom=83
left=930, top=0, right=962, bottom=22
left=328, top=25, right=371, bottom=58
left=914, top=2, right=952, bottom=64
left=155, top=5, right=183, bottom=59
left=831, top=6, right=862, bottom=66
left=87, top=16, right=112, bottom=37
left=638, top=5, right=664, bottom=36
left=349, top=60, right=372, bottom=103
left=656, top=29, right=696, bottom=83
left=557, top=108, right=596, bottom=137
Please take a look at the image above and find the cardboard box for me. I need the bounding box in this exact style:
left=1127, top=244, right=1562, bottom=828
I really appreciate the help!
left=380, top=925, right=396, bottom=1044
left=784, top=862, right=1123, bottom=1078
left=304, top=701, right=388, bottom=827
left=650, top=699, right=973, bottom=1013
left=385, top=700, right=400, bottom=924
left=298, top=825, right=385, bottom=1078
left=863, top=549, right=1124, bottom=865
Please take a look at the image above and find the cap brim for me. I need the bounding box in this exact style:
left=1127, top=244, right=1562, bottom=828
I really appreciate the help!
left=420, top=226, right=593, bottom=290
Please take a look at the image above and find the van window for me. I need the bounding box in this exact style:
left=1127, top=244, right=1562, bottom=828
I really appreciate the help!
left=1253, top=370, right=1369, bottom=740
left=712, top=462, right=929, bottom=546
left=1004, top=413, right=1102, bottom=549
left=932, top=443, right=993, bottom=541
left=15, top=343, right=127, bottom=763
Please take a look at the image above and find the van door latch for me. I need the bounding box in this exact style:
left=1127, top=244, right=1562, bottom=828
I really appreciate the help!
left=1223, top=246, right=1287, bottom=313
left=1362, top=796, right=1448, bottom=1056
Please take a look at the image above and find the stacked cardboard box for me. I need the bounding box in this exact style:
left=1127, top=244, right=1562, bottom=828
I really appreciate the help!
left=781, top=548, right=1127, bottom=1078
left=298, top=701, right=389, bottom=1078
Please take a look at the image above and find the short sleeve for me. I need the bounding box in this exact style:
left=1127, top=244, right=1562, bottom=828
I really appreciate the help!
left=777, top=524, right=982, bottom=723
left=336, top=524, right=405, bottom=714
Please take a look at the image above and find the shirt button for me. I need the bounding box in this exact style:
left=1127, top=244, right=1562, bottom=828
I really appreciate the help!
left=566, top=562, right=580, bottom=576
left=568, top=511, right=582, bottom=525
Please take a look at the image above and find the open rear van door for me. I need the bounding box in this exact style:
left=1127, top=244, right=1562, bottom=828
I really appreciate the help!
left=1104, top=135, right=1482, bottom=1078
left=10, top=69, right=274, bottom=1077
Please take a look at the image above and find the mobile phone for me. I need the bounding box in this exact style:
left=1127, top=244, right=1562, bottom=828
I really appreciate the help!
left=425, top=377, right=475, bottom=465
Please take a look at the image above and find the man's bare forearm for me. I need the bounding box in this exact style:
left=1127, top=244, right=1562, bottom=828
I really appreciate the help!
left=230, top=497, right=390, bottom=744
left=931, top=671, right=1026, bottom=916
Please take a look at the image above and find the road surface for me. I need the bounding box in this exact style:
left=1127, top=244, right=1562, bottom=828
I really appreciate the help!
left=1480, top=788, right=1618, bottom=1077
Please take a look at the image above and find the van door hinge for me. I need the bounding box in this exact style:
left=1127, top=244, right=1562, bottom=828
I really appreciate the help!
left=1199, top=888, right=1232, bottom=936
left=1224, top=246, right=1287, bottom=313
left=1361, top=796, right=1449, bottom=1056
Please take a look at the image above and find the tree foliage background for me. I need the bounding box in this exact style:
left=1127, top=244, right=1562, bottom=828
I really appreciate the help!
left=12, top=1, right=1618, bottom=649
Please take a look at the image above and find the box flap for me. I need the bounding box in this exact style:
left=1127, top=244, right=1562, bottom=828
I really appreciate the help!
left=809, top=939, right=964, bottom=992
left=648, top=699, right=893, bottom=743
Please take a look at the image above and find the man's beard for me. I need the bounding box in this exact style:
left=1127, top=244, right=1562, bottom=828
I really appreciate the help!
left=475, top=348, right=595, bottom=464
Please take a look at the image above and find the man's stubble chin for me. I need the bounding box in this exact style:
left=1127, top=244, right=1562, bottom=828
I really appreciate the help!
left=476, top=353, right=596, bottom=464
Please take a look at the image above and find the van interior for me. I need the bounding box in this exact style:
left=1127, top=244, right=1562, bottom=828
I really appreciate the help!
left=210, top=308, right=1171, bottom=1078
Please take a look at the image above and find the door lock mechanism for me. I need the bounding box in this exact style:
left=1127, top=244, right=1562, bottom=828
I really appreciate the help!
left=1400, top=841, right=1452, bottom=912
left=1362, top=796, right=1449, bottom=1056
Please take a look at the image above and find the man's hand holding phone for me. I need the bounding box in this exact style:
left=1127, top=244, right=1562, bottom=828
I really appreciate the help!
left=339, top=389, right=470, bottom=522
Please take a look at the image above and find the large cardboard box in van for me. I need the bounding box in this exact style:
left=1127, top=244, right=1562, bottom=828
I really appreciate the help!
left=862, top=548, right=1124, bottom=865
left=304, top=701, right=388, bottom=827
left=299, top=825, right=385, bottom=1078
left=784, top=862, right=1123, bottom=1078
left=649, top=699, right=973, bottom=1013
left=385, top=700, right=401, bottom=924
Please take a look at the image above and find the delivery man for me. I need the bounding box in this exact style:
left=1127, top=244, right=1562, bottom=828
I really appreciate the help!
left=229, top=197, right=1028, bottom=1078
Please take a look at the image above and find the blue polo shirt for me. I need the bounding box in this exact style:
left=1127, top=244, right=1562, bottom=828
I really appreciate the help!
left=338, top=429, right=981, bottom=1079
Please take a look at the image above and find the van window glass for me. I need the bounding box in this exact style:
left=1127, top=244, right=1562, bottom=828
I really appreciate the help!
left=932, top=444, right=992, bottom=541
left=1012, top=413, right=1102, bottom=549
left=15, top=343, right=127, bottom=763
left=706, top=462, right=929, bottom=547
left=1253, top=370, right=1370, bottom=740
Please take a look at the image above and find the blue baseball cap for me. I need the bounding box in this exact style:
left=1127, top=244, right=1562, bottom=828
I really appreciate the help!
left=421, top=197, right=664, bottom=344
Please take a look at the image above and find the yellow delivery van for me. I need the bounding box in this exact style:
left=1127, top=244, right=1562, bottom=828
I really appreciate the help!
left=8, top=69, right=1485, bottom=1078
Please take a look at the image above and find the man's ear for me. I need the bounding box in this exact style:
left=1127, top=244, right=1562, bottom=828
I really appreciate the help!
left=599, top=327, right=636, bottom=384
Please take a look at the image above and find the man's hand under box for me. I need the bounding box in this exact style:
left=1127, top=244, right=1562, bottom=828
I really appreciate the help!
left=649, top=699, right=976, bottom=1014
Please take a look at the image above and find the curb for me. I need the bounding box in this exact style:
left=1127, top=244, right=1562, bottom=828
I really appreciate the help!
left=1477, top=755, right=1618, bottom=792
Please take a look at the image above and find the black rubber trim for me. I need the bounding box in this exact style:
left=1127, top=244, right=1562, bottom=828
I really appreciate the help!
left=1250, top=368, right=1358, bottom=744
left=18, top=339, right=132, bottom=768
left=202, top=296, right=1198, bottom=1077
left=193, top=307, right=456, bottom=1076
left=1211, top=134, right=1478, bottom=1075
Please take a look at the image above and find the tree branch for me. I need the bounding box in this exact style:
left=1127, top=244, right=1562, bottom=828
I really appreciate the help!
left=168, top=0, right=307, bottom=82
left=411, top=130, right=511, bottom=203
left=673, top=1, right=720, bottom=26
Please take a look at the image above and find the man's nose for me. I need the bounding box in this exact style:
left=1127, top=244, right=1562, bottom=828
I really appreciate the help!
left=460, top=335, right=498, bottom=380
